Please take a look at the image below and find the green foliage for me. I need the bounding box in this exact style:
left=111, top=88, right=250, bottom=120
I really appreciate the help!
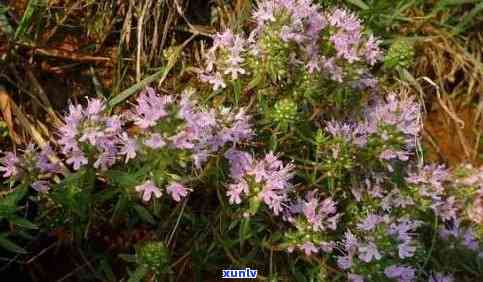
left=14, top=0, right=47, bottom=40
left=384, top=39, right=415, bottom=70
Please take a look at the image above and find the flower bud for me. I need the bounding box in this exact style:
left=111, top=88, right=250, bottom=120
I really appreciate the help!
left=384, top=39, right=415, bottom=70
left=271, top=99, right=298, bottom=128
left=138, top=241, right=170, bottom=273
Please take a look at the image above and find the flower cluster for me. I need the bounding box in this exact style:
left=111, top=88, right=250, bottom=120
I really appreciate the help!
left=200, top=30, right=248, bottom=90
left=0, top=144, right=59, bottom=192
left=283, top=191, right=340, bottom=255
left=316, top=92, right=421, bottom=177
left=1, top=87, right=253, bottom=204
left=334, top=216, right=422, bottom=281
left=199, top=0, right=382, bottom=91
left=58, top=98, right=123, bottom=171
left=225, top=149, right=294, bottom=216
left=0, top=1, right=481, bottom=281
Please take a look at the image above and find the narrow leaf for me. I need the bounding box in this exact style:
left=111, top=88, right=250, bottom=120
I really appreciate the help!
left=133, top=204, right=156, bottom=225
left=9, top=216, right=38, bottom=229
left=128, top=265, right=148, bottom=282
left=0, top=235, right=27, bottom=254
left=346, top=0, right=369, bottom=10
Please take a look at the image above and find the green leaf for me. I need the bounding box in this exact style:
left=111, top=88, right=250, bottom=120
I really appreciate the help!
left=451, top=2, right=483, bottom=34
left=9, top=216, right=38, bottom=229
left=118, top=254, right=138, bottom=263
left=0, top=5, right=14, bottom=37
left=127, top=265, right=148, bottom=282
left=0, top=186, right=28, bottom=218
left=0, top=234, right=27, bottom=254
left=346, top=0, right=369, bottom=10
left=108, top=34, right=196, bottom=108
left=111, top=194, right=129, bottom=222
left=133, top=204, right=156, bottom=225
left=239, top=218, right=251, bottom=249
left=99, top=258, right=117, bottom=282
left=14, top=0, right=47, bottom=40
left=104, top=170, right=140, bottom=188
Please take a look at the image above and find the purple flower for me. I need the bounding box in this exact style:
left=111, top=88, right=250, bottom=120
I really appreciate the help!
left=322, top=57, right=344, bottom=82
left=66, top=150, right=88, bottom=170
left=429, top=272, right=454, bottom=282
left=326, top=120, right=353, bottom=140
left=58, top=123, right=79, bottom=154
left=389, top=219, right=421, bottom=241
left=119, top=132, right=137, bottom=163
left=358, top=242, right=382, bottom=263
left=337, top=255, right=352, bottom=270
left=135, top=181, right=162, bottom=202
left=306, top=58, right=320, bottom=73
left=227, top=180, right=249, bottom=204
left=223, top=34, right=247, bottom=80
left=432, top=196, right=459, bottom=222
left=398, top=241, right=416, bottom=259
left=224, top=149, right=253, bottom=181
left=406, top=164, right=448, bottom=199
left=320, top=241, right=335, bottom=253
left=357, top=214, right=382, bottom=231
left=166, top=182, right=189, bottom=202
left=348, top=274, right=364, bottom=282
left=330, top=31, right=360, bottom=62
left=365, top=93, right=421, bottom=148
left=213, top=30, right=235, bottom=48
left=31, top=180, right=50, bottom=193
left=300, top=242, right=318, bottom=256
left=192, top=150, right=210, bottom=169
left=343, top=230, right=359, bottom=253
left=379, top=149, right=409, bottom=162
left=79, top=126, right=104, bottom=145
left=384, top=265, right=416, bottom=282
left=462, top=228, right=478, bottom=251
left=301, top=193, right=339, bottom=231
left=85, top=98, right=105, bottom=116
left=105, top=115, right=123, bottom=133
left=64, top=103, right=83, bottom=125
left=132, top=87, right=172, bottom=129
left=252, top=1, right=276, bottom=26
left=36, top=145, right=60, bottom=173
left=170, top=130, right=195, bottom=149
left=200, top=72, right=226, bottom=91
left=460, top=165, right=483, bottom=188
left=364, top=34, right=383, bottom=65
left=219, top=108, right=253, bottom=144
left=93, top=143, right=117, bottom=171
left=0, top=151, right=19, bottom=178
left=144, top=133, right=166, bottom=149
left=469, top=193, right=483, bottom=225
left=225, top=152, right=293, bottom=215
left=328, top=8, right=361, bottom=32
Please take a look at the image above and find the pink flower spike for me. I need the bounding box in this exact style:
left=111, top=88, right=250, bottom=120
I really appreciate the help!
left=135, top=181, right=162, bottom=202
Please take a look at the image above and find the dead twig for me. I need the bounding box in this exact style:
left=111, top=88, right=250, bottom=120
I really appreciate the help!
left=26, top=242, right=59, bottom=264
left=136, top=0, right=153, bottom=82
left=43, top=1, right=83, bottom=43
left=420, top=77, right=471, bottom=159
left=25, top=70, right=64, bottom=127
left=34, top=48, right=111, bottom=62
left=0, top=85, right=21, bottom=144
